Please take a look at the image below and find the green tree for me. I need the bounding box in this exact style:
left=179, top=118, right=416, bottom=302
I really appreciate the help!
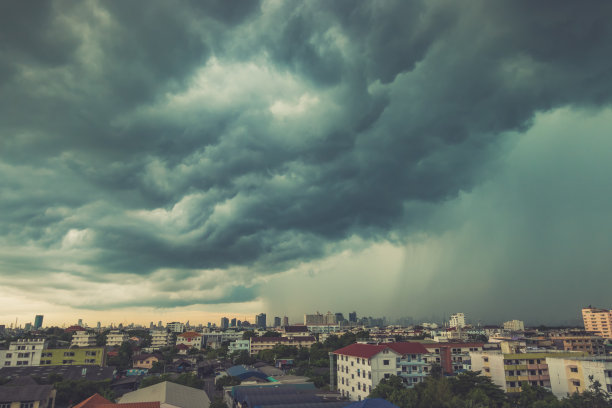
left=210, top=397, right=228, bottom=408
left=242, top=330, right=257, bottom=340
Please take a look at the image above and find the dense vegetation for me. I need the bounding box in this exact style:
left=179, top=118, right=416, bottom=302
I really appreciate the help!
left=369, top=371, right=612, bottom=408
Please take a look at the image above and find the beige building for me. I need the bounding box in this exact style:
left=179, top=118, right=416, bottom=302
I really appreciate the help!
left=470, top=350, right=588, bottom=393
left=547, top=356, right=612, bottom=397
left=503, top=320, right=525, bottom=332
left=249, top=336, right=316, bottom=356
left=582, top=307, right=612, bottom=338
left=105, top=330, right=128, bottom=346
left=71, top=331, right=97, bottom=348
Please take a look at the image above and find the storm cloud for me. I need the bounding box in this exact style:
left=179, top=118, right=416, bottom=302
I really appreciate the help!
left=1, top=0, right=612, bottom=323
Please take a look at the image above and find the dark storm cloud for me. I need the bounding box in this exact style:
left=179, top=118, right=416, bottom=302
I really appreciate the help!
left=1, top=0, right=612, bottom=311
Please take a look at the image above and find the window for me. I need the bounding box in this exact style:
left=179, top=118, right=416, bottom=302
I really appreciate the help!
left=1, top=403, right=11, bottom=408
left=572, top=380, right=581, bottom=387
left=4, top=362, right=10, bottom=366
left=20, top=403, right=34, bottom=408
left=384, top=373, right=390, bottom=379
left=570, top=367, right=578, bottom=373
left=5, top=353, right=11, bottom=358
left=64, top=352, right=75, bottom=357
left=368, top=371, right=371, bottom=379
left=483, top=357, right=488, bottom=362
left=86, top=351, right=97, bottom=356
left=383, top=360, right=390, bottom=366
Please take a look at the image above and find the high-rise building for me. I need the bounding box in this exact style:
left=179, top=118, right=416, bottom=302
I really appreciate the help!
left=230, top=318, right=237, bottom=327
left=348, top=311, right=357, bottom=323
left=97, top=322, right=101, bottom=330
left=274, top=317, right=281, bottom=327
left=282, top=316, right=289, bottom=326
left=449, top=313, right=466, bottom=328
left=34, top=315, right=44, bottom=329
left=582, top=307, right=612, bottom=338
left=78, top=318, right=83, bottom=327
left=256, top=313, right=267, bottom=329
left=221, top=317, right=230, bottom=329
left=335, top=313, right=345, bottom=323
left=304, top=312, right=325, bottom=325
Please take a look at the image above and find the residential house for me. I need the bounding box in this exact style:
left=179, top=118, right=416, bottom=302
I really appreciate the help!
left=0, top=376, right=56, bottom=408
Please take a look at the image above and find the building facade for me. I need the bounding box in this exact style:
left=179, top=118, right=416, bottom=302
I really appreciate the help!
left=0, top=339, right=47, bottom=368
left=503, top=320, right=525, bottom=332
left=249, top=336, right=316, bottom=356
left=71, top=331, right=97, bottom=348
left=449, top=313, right=466, bottom=329
left=176, top=331, right=203, bottom=349
left=470, top=350, right=587, bottom=393
left=333, top=342, right=431, bottom=401
left=547, top=356, right=612, bottom=397
left=550, top=334, right=606, bottom=355
left=105, top=330, right=128, bottom=346
left=423, top=342, right=484, bottom=375
left=582, top=307, right=612, bottom=338
left=150, top=329, right=171, bottom=350
left=228, top=340, right=251, bottom=355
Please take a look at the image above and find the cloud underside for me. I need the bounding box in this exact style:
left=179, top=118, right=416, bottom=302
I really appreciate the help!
left=1, top=0, right=612, bottom=319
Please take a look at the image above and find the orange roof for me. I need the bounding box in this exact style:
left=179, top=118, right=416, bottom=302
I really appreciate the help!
left=177, top=331, right=202, bottom=338
left=73, top=394, right=160, bottom=408
left=73, top=394, right=111, bottom=408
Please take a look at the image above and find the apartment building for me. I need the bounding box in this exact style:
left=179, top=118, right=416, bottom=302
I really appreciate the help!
left=582, top=307, right=612, bottom=338
left=547, top=356, right=612, bottom=397
left=333, top=342, right=431, bottom=401
left=150, top=330, right=171, bottom=350
left=449, top=313, right=466, bottom=329
left=503, top=320, right=525, bottom=332
left=423, top=342, right=484, bottom=375
left=71, top=331, right=97, bottom=347
left=471, top=350, right=587, bottom=393
left=106, top=330, right=128, bottom=346
left=0, top=338, right=47, bottom=367
left=166, top=322, right=185, bottom=334
left=550, top=333, right=606, bottom=355
left=249, top=336, right=316, bottom=356
left=40, top=348, right=105, bottom=366
left=176, top=331, right=203, bottom=349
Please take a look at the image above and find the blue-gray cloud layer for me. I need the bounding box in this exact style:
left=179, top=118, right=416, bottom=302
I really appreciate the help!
left=1, top=0, right=612, bottom=317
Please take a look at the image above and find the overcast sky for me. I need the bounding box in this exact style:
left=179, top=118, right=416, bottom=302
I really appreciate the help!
left=1, top=1, right=612, bottom=327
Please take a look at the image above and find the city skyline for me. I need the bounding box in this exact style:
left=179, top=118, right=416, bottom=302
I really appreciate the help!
left=2, top=2, right=612, bottom=326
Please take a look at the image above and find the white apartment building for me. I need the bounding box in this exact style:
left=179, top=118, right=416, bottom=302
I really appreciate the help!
left=334, top=342, right=431, bottom=402
left=547, top=356, right=612, bottom=397
left=106, top=330, right=128, bottom=346
left=0, top=339, right=47, bottom=368
left=449, top=313, right=466, bottom=328
left=71, top=331, right=96, bottom=347
left=503, top=320, right=525, bottom=332
left=150, top=330, right=171, bottom=350
left=166, top=322, right=185, bottom=333
left=228, top=340, right=250, bottom=354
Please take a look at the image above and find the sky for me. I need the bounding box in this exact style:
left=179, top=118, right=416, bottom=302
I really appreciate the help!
left=1, top=0, right=612, bottom=328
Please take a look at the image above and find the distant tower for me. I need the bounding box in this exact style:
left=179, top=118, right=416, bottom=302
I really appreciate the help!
left=282, top=316, right=289, bottom=326
left=221, top=317, right=229, bottom=329
left=274, top=317, right=281, bottom=327
left=256, top=313, right=267, bottom=329
left=349, top=312, right=357, bottom=323
left=34, top=315, right=44, bottom=329
left=78, top=318, right=83, bottom=327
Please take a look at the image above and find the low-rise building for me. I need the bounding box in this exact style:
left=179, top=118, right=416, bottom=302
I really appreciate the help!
left=40, top=348, right=105, bottom=366
left=503, top=320, right=525, bottom=332
left=423, top=342, right=484, bottom=375
left=133, top=354, right=161, bottom=370
left=333, top=342, right=431, bottom=401
left=0, top=338, right=47, bottom=368
left=547, top=356, right=612, bottom=397
left=106, top=330, right=128, bottom=347
left=470, top=350, right=588, bottom=393
left=228, top=340, right=250, bottom=355
left=176, top=331, right=203, bottom=349
left=0, top=376, right=56, bottom=408
left=150, top=330, right=171, bottom=350
left=72, top=331, right=97, bottom=348
left=550, top=334, right=606, bottom=355
left=250, top=336, right=316, bottom=356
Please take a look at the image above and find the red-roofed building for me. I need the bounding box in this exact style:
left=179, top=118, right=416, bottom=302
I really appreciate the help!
left=176, top=331, right=203, bottom=349
left=73, top=393, right=160, bottom=408
left=333, top=342, right=432, bottom=401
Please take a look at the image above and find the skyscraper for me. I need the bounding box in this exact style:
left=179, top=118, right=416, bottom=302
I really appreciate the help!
left=231, top=318, right=237, bottom=327
left=349, top=311, right=357, bottom=323
left=274, top=316, right=281, bottom=327
left=282, top=316, right=289, bottom=326
left=34, top=315, right=44, bottom=329
left=221, top=317, right=229, bottom=329
left=256, top=313, right=267, bottom=329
